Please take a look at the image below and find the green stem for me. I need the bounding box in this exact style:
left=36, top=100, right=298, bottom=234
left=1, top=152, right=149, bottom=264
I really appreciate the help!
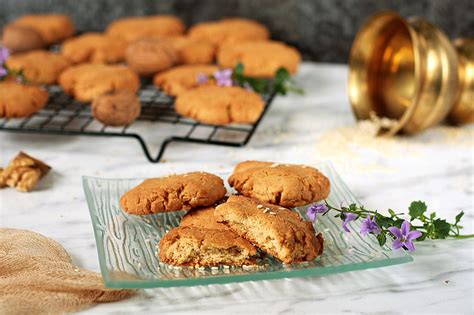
left=449, top=234, right=474, bottom=239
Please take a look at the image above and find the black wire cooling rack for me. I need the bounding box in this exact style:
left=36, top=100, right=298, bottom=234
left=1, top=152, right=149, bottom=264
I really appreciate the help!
left=0, top=83, right=275, bottom=162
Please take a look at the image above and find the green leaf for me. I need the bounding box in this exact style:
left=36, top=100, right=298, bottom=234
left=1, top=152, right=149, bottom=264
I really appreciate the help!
left=430, top=212, right=436, bottom=220
left=454, top=211, right=464, bottom=225
left=388, top=209, right=396, bottom=217
left=375, top=215, right=395, bottom=228
left=234, top=63, right=244, bottom=77
left=409, top=201, right=427, bottom=220
left=418, top=231, right=428, bottom=241
left=432, top=219, right=451, bottom=239
left=377, top=233, right=387, bottom=246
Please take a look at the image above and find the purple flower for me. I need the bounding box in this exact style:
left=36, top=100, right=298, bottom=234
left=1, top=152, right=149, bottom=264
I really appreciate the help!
left=306, top=203, right=327, bottom=222
left=342, top=212, right=357, bottom=232
left=0, top=47, right=10, bottom=64
left=0, top=66, right=7, bottom=78
left=388, top=220, right=422, bottom=251
left=214, top=68, right=233, bottom=87
left=360, top=215, right=381, bottom=236
left=197, top=73, right=209, bottom=84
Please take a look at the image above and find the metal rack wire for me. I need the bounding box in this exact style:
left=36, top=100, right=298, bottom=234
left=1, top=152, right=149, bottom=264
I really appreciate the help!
left=0, top=83, right=276, bottom=162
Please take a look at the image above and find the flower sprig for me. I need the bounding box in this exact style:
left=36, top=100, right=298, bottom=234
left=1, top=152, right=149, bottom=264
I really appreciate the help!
left=197, top=63, right=304, bottom=95
left=307, top=200, right=473, bottom=252
left=0, top=46, right=25, bottom=82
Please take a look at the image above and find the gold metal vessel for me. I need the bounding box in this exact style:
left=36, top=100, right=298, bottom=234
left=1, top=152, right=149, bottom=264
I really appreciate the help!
left=449, top=38, right=474, bottom=124
left=348, top=12, right=460, bottom=135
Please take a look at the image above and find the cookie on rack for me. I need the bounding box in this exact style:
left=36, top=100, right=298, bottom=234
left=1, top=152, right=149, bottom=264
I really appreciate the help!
left=218, top=40, right=301, bottom=78
left=175, top=85, right=264, bottom=125
left=9, top=14, right=75, bottom=45
left=106, top=15, right=185, bottom=43
left=228, top=161, right=330, bottom=207
left=91, top=91, right=141, bottom=126
left=188, top=18, right=269, bottom=48
left=125, top=38, right=177, bottom=76
left=164, top=36, right=216, bottom=65
left=153, top=64, right=218, bottom=96
left=61, top=32, right=127, bottom=64
left=215, top=195, right=324, bottom=264
left=6, top=50, right=71, bottom=84
left=58, top=63, right=140, bottom=102
left=120, top=172, right=227, bottom=215
left=0, top=82, right=49, bottom=118
left=1, top=24, right=46, bottom=53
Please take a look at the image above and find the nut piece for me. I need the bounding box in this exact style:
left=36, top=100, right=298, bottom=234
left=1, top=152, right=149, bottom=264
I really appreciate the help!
left=92, top=91, right=141, bottom=126
left=126, top=38, right=177, bottom=76
left=1, top=24, right=46, bottom=53
left=0, top=152, right=51, bottom=192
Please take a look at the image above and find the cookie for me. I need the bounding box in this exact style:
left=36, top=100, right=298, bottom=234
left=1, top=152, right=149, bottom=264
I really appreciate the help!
left=125, top=38, right=177, bottom=76
left=175, top=85, right=264, bottom=125
left=12, top=14, right=75, bottom=44
left=188, top=18, right=269, bottom=48
left=106, top=15, right=185, bottom=43
left=153, top=64, right=218, bottom=96
left=180, top=206, right=228, bottom=230
left=165, top=36, right=216, bottom=65
left=91, top=91, right=141, bottom=126
left=58, top=63, right=140, bottom=102
left=228, top=161, right=330, bottom=207
left=61, top=32, right=127, bottom=64
left=0, top=82, right=48, bottom=118
left=6, top=50, right=71, bottom=84
left=1, top=24, right=46, bottom=53
left=218, top=40, right=301, bottom=78
left=159, top=225, right=258, bottom=266
left=215, top=195, right=324, bottom=264
left=120, top=172, right=227, bottom=215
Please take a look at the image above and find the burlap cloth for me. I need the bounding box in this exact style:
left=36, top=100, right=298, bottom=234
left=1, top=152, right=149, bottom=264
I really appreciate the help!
left=0, top=228, right=136, bottom=314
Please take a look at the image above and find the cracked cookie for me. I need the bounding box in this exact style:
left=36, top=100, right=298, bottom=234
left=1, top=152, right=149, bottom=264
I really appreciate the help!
left=175, top=85, right=264, bottom=125
left=218, top=40, right=301, bottom=78
left=120, top=172, right=227, bottom=215
left=0, top=82, right=48, bottom=118
left=215, top=195, right=324, bottom=264
left=228, top=161, right=330, bottom=207
left=59, top=63, right=140, bottom=102
left=153, top=64, right=218, bottom=96
left=188, top=18, right=269, bottom=48
left=91, top=91, right=141, bottom=126
left=6, top=50, right=71, bottom=84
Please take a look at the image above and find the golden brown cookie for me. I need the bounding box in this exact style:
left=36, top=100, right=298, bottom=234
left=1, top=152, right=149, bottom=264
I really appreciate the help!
left=12, top=14, right=75, bottom=44
left=228, top=161, right=330, bottom=207
left=215, top=195, right=324, bottom=264
left=180, top=206, right=228, bottom=230
left=218, top=40, right=301, bottom=78
left=106, top=15, right=185, bottom=43
left=120, top=172, right=227, bottom=215
left=153, top=64, right=218, bottom=96
left=6, top=50, right=71, bottom=84
left=61, top=32, right=127, bottom=64
left=175, top=85, right=264, bottom=125
left=125, top=38, right=177, bottom=76
left=164, top=36, right=216, bottom=65
left=58, top=63, right=140, bottom=102
left=91, top=91, right=141, bottom=126
left=0, top=82, right=48, bottom=118
left=188, top=18, right=269, bottom=48
left=1, top=24, right=46, bottom=53
left=159, top=225, right=258, bottom=266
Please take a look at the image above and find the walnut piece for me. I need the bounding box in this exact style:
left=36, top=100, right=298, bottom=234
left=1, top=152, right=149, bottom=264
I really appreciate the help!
left=0, top=152, right=51, bottom=192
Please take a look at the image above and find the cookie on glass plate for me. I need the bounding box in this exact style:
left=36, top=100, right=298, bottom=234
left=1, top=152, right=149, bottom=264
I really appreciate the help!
left=228, top=161, right=330, bottom=207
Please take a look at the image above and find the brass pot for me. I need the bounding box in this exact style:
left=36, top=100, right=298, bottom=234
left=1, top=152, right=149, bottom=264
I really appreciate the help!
left=348, top=12, right=459, bottom=135
left=449, top=38, right=474, bottom=124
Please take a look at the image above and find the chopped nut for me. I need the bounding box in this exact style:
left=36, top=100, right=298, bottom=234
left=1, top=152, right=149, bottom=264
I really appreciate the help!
left=0, top=152, right=51, bottom=192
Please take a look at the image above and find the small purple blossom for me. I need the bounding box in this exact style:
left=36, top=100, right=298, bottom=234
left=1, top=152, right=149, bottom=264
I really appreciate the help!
left=214, top=68, right=233, bottom=87
left=360, top=215, right=381, bottom=235
left=0, top=47, right=10, bottom=64
left=197, top=73, right=209, bottom=84
left=342, top=212, right=357, bottom=232
left=306, top=203, right=327, bottom=222
left=0, top=66, right=7, bottom=78
left=388, top=220, right=422, bottom=251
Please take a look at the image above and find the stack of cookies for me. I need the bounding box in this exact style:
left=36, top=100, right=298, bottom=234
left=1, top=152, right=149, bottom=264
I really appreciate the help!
left=119, top=161, right=330, bottom=267
left=1, top=13, right=301, bottom=128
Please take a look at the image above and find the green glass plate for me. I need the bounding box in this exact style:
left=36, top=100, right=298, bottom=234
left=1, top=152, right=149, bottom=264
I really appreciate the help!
left=83, top=163, right=412, bottom=288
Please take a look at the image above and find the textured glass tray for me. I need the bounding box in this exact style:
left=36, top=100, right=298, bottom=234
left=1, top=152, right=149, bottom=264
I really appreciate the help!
left=83, top=163, right=412, bottom=288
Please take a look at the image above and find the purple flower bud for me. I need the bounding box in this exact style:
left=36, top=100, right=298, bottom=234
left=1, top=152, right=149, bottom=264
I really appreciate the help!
left=360, top=215, right=381, bottom=236
left=0, top=47, right=10, bottom=64
left=306, top=203, right=328, bottom=222
left=214, top=68, right=233, bottom=87
left=197, top=73, right=209, bottom=84
left=342, top=212, right=357, bottom=232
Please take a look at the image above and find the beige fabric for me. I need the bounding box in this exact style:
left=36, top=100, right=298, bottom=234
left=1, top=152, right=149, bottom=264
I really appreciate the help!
left=0, top=228, right=135, bottom=314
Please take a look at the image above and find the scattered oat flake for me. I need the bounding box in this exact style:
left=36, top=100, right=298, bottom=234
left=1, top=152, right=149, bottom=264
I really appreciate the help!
left=257, top=205, right=264, bottom=209
left=270, top=163, right=280, bottom=167
left=263, top=209, right=270, bottom=213
left=269, top=211, right=277, bottom=215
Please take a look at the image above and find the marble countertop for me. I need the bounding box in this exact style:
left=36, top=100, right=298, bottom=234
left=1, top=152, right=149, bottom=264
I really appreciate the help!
left=1, top=63, right=473, bottom=314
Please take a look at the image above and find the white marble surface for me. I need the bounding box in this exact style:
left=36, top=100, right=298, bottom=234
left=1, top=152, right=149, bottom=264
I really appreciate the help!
left=1, top=63, right=473, bottom=314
